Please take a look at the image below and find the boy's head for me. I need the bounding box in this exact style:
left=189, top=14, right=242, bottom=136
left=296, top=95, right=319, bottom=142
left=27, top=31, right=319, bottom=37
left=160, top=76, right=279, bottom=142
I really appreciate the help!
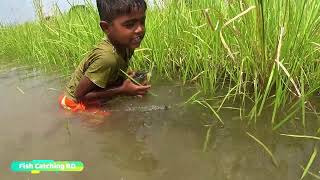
left=97, top=0, right=147, bottom=50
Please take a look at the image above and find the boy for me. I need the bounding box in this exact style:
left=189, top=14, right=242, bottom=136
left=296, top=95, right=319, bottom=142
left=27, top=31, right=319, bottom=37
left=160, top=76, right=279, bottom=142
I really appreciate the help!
left=59, top=0, right=151, bottom=114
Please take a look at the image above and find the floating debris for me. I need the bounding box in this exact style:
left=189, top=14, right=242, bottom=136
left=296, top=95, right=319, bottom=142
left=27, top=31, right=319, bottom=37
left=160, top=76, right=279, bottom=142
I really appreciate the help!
left=16, top=86, right=25, bottom=94
left=110, top=105, right=171, bottom=113
left=48, top=87, right=60, bottom=92
left=123, top=105, right=170, bottom=112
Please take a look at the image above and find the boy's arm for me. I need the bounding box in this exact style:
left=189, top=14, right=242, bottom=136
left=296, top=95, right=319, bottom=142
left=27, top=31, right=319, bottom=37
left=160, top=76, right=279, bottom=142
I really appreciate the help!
left=74, top=75, right=122, bottom=102
left=75, top=76, right=151, bottom=103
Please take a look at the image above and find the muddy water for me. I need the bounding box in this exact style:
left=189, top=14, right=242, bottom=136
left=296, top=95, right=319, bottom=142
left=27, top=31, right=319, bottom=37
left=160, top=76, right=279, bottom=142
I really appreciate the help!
left=0, top=67, right=319, bottom=180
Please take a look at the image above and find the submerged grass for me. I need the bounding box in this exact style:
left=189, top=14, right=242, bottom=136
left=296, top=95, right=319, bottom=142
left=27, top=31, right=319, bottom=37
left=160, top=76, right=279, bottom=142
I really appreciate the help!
left=280, top=133, right=320, bottom=141
left=0, top=0, right=320, bottom=129
left=300, top=147, right=318, bottom=180
left=246, top=132, right=279, bottom=167
left=202, top=125, right=213, bottom=152
left=300, top=165, right=320, bottom=179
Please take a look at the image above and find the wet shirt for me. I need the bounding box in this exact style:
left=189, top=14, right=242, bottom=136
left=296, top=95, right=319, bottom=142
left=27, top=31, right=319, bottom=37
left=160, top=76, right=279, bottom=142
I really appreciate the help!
left=65, top=40, right=131, bottom=101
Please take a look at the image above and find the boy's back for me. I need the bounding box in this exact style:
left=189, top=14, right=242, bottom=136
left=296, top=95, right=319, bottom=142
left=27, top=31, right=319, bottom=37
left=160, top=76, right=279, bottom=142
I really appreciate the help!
left=59, top=0, right=150, bottom=114
left=65, top=39, right=131, bottom=101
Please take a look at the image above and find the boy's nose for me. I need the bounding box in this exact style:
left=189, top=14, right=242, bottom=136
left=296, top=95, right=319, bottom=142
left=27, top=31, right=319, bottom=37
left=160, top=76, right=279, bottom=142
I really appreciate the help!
left=135, top=24, right=145, bottom=34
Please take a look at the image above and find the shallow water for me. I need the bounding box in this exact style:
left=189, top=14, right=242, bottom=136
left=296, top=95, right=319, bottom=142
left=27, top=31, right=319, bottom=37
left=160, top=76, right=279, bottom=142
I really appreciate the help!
left=0, top=66, right=320, bottom=180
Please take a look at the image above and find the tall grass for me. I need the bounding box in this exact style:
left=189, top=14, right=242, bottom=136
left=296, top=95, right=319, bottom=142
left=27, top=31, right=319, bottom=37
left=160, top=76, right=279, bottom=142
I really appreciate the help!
left=0, top=0, right=319, bottom=129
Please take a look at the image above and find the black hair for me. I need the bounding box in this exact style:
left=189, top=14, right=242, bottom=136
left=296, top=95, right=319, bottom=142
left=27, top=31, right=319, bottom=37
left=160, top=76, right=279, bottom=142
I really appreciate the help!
left=96, top=0, right=147, bottom=23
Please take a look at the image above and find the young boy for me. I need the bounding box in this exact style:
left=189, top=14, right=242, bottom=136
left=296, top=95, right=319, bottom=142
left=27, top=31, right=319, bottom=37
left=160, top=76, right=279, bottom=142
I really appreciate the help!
left=59, top=0, right=151, bottom=114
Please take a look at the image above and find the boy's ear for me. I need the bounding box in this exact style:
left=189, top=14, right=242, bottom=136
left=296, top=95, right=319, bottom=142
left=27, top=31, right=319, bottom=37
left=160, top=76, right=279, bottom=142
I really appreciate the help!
left=100, top=21, right=111, bottom=34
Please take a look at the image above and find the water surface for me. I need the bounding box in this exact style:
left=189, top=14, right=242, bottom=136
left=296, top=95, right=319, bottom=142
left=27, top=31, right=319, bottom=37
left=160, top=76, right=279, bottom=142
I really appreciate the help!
left=0, top=66, right=319, bottom=180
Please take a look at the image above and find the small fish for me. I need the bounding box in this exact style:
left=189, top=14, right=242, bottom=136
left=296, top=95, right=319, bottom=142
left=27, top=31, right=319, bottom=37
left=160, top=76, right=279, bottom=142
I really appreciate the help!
left=132, top=71, right=148, bottom=84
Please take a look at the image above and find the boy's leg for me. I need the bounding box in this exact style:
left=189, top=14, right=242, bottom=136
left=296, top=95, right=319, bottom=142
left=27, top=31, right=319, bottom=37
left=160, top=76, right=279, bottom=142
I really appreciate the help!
left=58, top=95, right=111, bottom=116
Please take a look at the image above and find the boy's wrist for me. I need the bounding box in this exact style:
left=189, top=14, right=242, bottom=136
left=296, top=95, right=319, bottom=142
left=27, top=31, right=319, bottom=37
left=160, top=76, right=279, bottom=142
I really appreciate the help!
left=117, top=85, right=125, bottom=95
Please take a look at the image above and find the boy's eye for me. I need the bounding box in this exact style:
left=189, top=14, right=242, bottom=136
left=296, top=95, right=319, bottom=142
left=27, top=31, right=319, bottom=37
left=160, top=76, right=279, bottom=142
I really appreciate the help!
left=124, top=22, right=135, bottom=29
left=122, top=17, right=146, bottom=30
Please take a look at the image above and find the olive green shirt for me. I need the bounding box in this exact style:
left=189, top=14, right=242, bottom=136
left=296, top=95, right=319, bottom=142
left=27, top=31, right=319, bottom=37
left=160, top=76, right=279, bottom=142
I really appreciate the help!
left=65, top=40, right=131, bottom=101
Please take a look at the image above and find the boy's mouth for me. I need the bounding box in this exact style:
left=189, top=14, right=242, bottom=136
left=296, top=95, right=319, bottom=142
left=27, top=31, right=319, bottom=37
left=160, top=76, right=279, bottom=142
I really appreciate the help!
left=132, top=35, right=143, bottom=45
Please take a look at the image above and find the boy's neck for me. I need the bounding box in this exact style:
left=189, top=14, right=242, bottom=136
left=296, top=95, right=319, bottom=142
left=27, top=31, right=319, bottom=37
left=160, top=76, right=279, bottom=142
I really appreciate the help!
left=105, top=37, right=134, bottom=61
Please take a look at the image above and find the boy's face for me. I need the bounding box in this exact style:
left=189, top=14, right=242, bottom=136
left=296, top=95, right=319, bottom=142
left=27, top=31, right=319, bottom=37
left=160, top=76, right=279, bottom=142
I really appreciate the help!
left=101, top=8, right=146, bottom=50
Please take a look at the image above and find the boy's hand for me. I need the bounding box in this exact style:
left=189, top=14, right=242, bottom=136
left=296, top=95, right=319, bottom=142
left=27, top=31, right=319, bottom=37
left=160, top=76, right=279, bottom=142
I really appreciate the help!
left=120, top=79, right=151, bottom=96
left=127, top=70, right=135, bottom=77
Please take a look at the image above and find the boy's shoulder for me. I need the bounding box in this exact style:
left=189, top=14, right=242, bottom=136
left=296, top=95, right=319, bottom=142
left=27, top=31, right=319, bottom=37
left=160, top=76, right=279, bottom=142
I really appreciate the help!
left=94, top=40, right=115, bottom=52
left=89, top=40, right=118, bottom=66
left=93, top=40, right=116, bottom=57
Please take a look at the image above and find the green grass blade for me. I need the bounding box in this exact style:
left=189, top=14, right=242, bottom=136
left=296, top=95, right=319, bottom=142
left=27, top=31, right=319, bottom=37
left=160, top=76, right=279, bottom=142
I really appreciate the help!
left=246, top=132, right=279, bottom=167
left=120, top=69, right=158, bottom=97
left=300, top=147, right=317, bottom=180
left=299, top=165, right=320, bottom=179
left=280, top=134, right=320, bottom=141
left=273, top=108, right=299, bottom=131
left=202, top=101, right=224, bottom=126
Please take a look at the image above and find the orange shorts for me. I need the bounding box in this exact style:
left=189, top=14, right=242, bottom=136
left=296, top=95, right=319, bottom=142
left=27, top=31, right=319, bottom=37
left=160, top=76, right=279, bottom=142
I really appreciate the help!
left=58, top=95, right=111, bottom=116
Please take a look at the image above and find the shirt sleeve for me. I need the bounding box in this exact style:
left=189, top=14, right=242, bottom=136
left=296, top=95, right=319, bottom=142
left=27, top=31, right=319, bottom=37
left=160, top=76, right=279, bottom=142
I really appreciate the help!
left=84, top=55, right=116, bottom=88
